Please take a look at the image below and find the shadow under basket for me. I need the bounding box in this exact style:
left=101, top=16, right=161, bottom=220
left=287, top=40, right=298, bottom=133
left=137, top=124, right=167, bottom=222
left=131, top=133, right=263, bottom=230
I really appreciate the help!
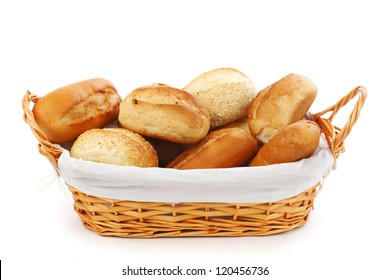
left=22, top=86, right=367, bottom=238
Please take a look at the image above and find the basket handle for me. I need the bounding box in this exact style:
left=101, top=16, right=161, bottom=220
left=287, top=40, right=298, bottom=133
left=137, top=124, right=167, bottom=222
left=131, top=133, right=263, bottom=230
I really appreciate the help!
left=311, top=86, right=367, bottom=163
left=22, top=91, right=63, bottom=171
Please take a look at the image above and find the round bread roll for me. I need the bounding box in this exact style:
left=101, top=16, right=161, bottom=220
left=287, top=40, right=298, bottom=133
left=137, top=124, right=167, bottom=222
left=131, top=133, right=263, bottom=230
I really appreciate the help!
left=249, top=120, right=320, bottom=166
left=248, top=73, right=317, bottom=144
left=70, top=128, right=158, bottom=167
left=167, top=127, right=258, bottom=169
left=32, top=78, right=121, bottom=143
left=119, top=84, right=210, bottom=144
left=183, top=68, right=257, bottom=129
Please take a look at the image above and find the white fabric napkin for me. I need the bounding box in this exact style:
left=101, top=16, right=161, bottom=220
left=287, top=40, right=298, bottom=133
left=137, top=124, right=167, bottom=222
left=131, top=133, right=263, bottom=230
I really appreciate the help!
left=58, top=136, right=333, bottom=203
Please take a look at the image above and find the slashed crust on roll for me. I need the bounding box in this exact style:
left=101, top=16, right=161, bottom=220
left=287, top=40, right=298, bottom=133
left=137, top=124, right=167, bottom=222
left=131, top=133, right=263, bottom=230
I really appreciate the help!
left=33, top=78, right=121, bottom=143
left=119, top=84, right=210, bottom=144
left=248, top=74, right=317, bottom=144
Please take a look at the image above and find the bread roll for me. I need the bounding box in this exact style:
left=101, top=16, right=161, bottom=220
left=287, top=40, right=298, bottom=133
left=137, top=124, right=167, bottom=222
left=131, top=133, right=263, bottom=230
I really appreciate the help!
left=248, top=74, right=317, bottom=144
left=32, top=78, right=121, bottom=143
left=248, top=120, right=320, bottom=166
left=70, top=128, right=158, bottom=167
left=167, top=127, right=258, bottom=169
left=119, top=84, right=210, bottom=144
left=183, top=68, right=257, bottom=129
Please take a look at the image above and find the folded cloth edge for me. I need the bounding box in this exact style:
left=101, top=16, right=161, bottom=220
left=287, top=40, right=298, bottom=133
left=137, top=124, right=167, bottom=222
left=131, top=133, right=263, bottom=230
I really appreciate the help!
left=58, top=136, right=334, bottom=203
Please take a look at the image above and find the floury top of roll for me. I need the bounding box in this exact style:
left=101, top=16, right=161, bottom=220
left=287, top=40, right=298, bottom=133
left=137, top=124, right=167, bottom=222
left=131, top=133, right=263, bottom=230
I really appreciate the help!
left=31, top=70, right=320, bottom=169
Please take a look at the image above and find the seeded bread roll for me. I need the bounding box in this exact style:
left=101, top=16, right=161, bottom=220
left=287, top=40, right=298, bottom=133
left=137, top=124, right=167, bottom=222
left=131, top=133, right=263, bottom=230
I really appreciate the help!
left=32, top=78, right=121, bottom=143
left=70, top=128, right=158, bottom=167
left=249, top=120, right=320, bottom=166
left=119, top=84, right=210, bottom=144
left=183, top=68, right=257, bottom=129
left=248, top=74, right=317, bottom=144
left=167, top=127, right=258, bottom=169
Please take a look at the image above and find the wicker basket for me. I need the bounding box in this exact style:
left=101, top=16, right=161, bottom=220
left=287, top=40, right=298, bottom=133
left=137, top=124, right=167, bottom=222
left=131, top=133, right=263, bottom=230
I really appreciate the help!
left=22, top=86, right=367, bottom=238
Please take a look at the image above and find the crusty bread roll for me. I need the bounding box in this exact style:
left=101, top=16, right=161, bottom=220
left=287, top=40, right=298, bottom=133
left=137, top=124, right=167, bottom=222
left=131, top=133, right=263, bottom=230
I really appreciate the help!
left=248, top=120, right=320, bottom=166
left=32, top=78, right=121, bottom=143
left=248, top=74, right=317, bottom=144
left=167, top=127, right=258, bottom=169
left=183, top=68, right=257, bottom=129
left=118, top=84, right=210, bottom=144
left=70, top=128, right=158, bottom=167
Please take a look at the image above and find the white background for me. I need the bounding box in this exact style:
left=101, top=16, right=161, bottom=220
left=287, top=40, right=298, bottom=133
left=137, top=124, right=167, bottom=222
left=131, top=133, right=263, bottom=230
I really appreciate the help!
left=1, top=0, right=389, bottom=279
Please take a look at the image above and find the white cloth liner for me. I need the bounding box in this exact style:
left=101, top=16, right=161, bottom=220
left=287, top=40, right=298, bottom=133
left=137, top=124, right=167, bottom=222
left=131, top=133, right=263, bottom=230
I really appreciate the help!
left=58, top=136, right=334, bottom=203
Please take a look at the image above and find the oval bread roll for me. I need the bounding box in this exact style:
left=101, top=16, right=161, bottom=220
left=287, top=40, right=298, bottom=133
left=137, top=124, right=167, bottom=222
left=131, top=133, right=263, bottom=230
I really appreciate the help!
left=32, top=78, right=121, bottom=143
left=119, top=84, right=210, bottom=144
left=248, top=73, right=317, bottom=144
left=183, top=68, right=257, bottom=129
left=248, top=120, right=321, bottom=166
left=167, top=127, right=258, bottom=169
left=70, top=128, right=158, bottom=167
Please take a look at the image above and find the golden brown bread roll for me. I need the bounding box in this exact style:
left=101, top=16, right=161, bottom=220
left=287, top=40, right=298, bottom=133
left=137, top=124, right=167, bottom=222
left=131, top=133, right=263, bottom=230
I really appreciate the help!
left=167, top=127, right=258, bottom=169
left=32, top=78, right=121, bottom=143
left=118, top=84, right=210, bottom=144
left=248, top=73, right=317, bottom=144
left=183, top=68, right=257, bottom=129
left=70, top=128, right=158, bottom=167
left=248, top=120, right=320, bottom=166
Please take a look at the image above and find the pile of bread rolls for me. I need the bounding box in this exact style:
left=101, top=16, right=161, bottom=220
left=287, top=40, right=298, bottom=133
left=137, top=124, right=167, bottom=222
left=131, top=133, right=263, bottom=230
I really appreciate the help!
left=32, top=68, right=321, bottom=169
